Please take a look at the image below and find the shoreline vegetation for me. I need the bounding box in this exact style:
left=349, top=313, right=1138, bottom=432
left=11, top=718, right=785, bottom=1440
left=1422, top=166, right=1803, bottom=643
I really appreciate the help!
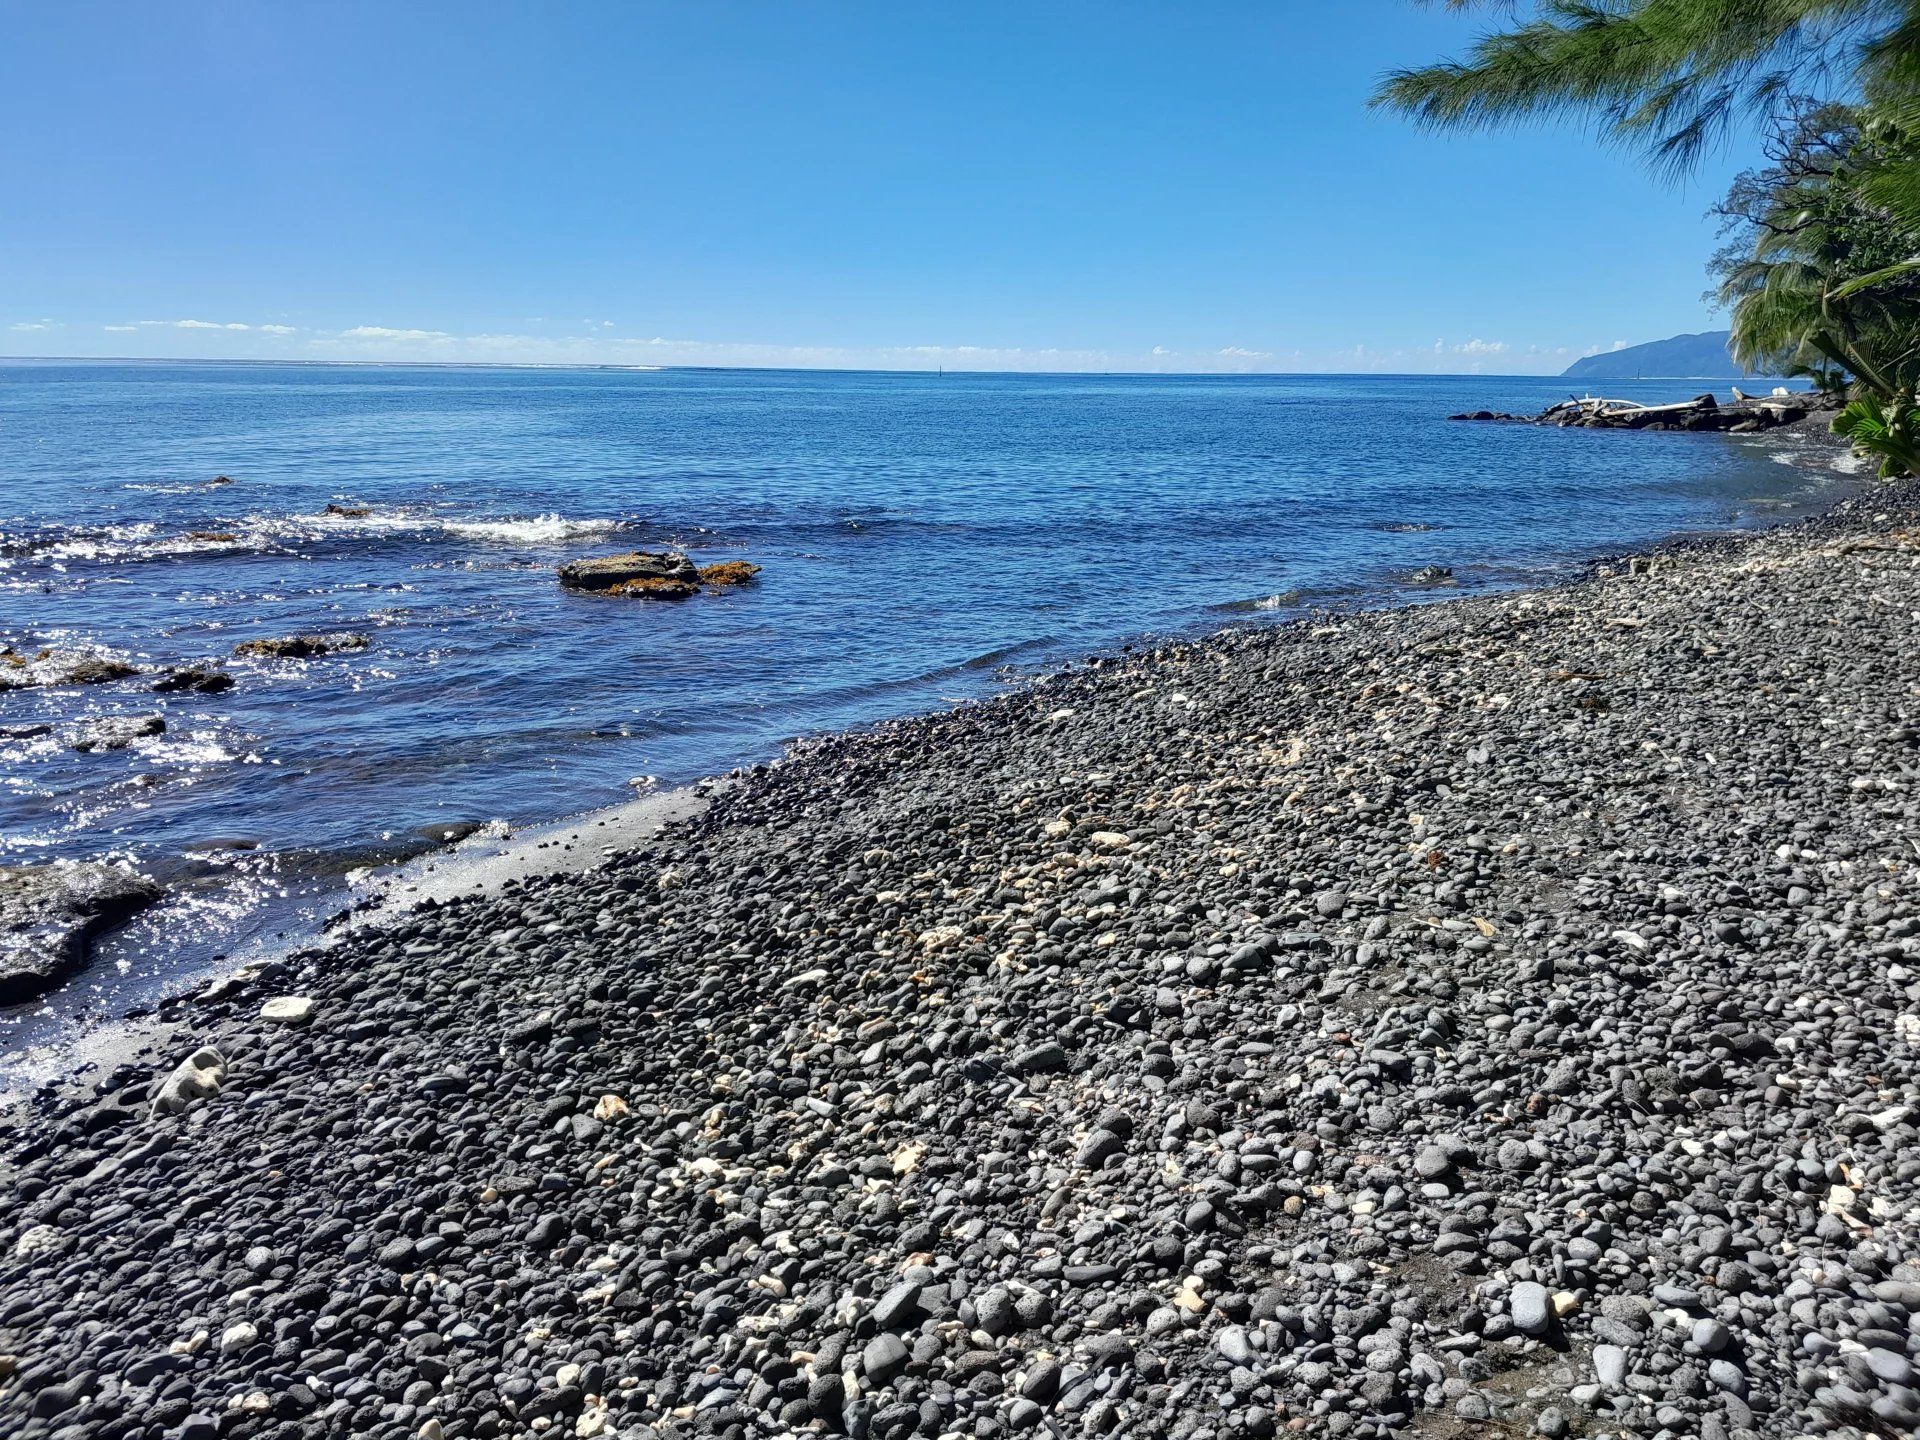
left=3, top=464, right=1917, bottom=1437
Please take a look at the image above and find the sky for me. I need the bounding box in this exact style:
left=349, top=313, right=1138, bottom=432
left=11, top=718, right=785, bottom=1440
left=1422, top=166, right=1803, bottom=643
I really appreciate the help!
left=0, top=2, right=1769, bottom=375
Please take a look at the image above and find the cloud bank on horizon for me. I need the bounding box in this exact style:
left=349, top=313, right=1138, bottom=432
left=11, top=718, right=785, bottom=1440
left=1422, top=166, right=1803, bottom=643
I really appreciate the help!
left=2, top=321, right=1638, bottom=375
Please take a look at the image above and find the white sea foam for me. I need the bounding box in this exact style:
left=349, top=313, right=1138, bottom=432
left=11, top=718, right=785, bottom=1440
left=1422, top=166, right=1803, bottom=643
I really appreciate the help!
left=148, top=736, right=237, bottom=765
left=7, top=509, right=628, bottom=565
left=258, top=507, right=627, bottom=548
left=1829, top=451, right=1870, bottom=474
left=440, top=513, right=624, bottom=544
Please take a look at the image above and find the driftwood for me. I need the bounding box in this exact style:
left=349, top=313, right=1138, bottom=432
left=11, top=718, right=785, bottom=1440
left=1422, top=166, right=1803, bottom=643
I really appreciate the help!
left=1452, top=389, right=1819, bottom=433
left=1539, top=396, right=1643, bottom=419
left=1538, top=395, right=1703, bottom=421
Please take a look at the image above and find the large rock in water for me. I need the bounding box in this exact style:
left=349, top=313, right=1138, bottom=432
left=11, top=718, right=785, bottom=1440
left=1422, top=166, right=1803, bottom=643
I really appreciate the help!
left=557, top=550, right=700, bottom=591
left=232, top=632, right=370, bottom=659
left=0, top=864, right=162, bottom=1004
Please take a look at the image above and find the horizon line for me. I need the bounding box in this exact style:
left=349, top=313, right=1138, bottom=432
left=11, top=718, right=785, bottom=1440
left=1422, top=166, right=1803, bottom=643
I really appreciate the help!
left=0, top=353, right=1762, bottom=382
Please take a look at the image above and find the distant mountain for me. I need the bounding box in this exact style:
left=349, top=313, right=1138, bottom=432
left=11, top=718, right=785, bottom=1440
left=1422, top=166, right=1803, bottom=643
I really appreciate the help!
left=1561, top=330, right=1747, bottom=380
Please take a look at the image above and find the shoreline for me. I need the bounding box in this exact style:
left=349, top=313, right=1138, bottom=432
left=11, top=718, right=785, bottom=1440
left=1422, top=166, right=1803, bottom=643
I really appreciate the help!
left=0, top=783, right=720, bottom=1109
left=3, top=468, right=1920, bottom=1436
left=0, top=419, right=1858, bottom=1097
left=0, top=407, right=1856, bottom=1083
left=2, top=461, right=1916, bottom=1436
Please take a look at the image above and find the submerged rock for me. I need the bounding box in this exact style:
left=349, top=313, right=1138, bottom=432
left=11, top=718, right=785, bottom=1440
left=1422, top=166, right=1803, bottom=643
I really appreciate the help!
left=322, top=503, right=370, bottom=518
left=0, top=863, right=162, bottom=1004
left=1407, top=565, right=1456, bottom=586
left=67, top=714, right=165, bottom=752
left=606, top=577, right=700, bottom=599
left=232, top=632, right=371, bottom=659
left=152, top=666, right=235, bottom=694
left=0, top=648, right=139, bottom=691
left=557, top=550, right=700, bottom=591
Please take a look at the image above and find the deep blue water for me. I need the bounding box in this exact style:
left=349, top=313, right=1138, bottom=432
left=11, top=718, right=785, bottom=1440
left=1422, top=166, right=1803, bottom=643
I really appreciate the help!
left=0, top=361, right=1848, bottom=1039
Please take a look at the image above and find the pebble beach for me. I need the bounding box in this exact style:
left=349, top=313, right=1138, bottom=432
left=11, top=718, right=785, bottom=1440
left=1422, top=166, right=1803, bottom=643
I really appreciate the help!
left=3, top=473, right=1919, bottom=1440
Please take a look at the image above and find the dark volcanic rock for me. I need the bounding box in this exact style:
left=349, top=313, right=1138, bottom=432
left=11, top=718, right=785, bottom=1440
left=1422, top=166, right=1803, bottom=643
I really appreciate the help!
left=232, top=631, right=371, bottom=659
left=0, top=863, right=161, bottom=1004
left=152, top=666, right=235, bottom=694
left=557, top=549, right=701, bottom=591
left=0, top=648, right=139, bottom=691
left=66, top=714, right=165, bottom=752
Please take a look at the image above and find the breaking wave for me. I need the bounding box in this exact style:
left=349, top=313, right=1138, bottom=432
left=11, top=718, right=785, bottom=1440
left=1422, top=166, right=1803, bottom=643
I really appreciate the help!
left=1, top=508, right=629, bottom=567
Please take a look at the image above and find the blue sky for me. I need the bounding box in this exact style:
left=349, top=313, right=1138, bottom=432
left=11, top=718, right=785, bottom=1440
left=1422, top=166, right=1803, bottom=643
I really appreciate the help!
left=1, top=2, right=1762, bottom=374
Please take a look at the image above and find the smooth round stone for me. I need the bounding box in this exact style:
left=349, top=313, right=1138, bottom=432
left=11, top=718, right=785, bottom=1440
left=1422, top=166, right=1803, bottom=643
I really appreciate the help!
left=1690, top=1318, right=1730, bottom=1354
left=1592, top=1344, right=1629, bottom=1390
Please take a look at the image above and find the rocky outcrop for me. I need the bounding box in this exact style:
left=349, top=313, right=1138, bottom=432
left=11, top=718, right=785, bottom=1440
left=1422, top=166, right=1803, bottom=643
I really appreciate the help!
left=557, top=550, right=701, bottom=591
left=1451, top=391, right=1824, bottom=433
left=699, top=561, right=762, bottom=587
left=559, top=552, right=764, bottom=599
left=0, top=863, right=162, bottom=1005
left=232, top=632, right=371, bottom=659
left=0, top=649, right=139, bottom=692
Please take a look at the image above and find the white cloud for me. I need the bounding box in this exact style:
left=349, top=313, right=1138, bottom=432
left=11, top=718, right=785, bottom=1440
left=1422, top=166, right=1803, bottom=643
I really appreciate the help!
left=9, top=314, right=1604, bottom=375
left=294, top=327, right=1313, bottom=373
left=338, top=325, right=454, bottom=342
left=8, top=319, right=58, bottom=331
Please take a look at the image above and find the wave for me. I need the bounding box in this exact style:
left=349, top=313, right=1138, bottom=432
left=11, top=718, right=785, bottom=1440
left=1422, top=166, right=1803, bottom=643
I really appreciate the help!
left=440, top=514, right=624, bottom=544
left=1209, top=581, right=1377, bottom=614
left=1212, top=591, right=1303, bottom=613
left=1, top=507, right=630, bottom=567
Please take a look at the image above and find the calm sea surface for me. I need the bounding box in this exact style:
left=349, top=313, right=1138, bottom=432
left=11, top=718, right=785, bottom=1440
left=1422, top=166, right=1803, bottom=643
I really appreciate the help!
left=0, top=361, right=1847, bottom=1048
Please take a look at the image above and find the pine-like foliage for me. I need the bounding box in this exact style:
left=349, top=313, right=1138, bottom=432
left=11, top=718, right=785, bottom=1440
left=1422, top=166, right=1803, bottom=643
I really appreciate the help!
left=1376, top=2, right=1920, bottom=173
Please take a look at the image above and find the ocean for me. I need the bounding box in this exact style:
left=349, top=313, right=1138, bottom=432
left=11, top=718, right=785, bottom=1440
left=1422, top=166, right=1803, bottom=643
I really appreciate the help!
left=0, top=360, right=1850, bottom=1056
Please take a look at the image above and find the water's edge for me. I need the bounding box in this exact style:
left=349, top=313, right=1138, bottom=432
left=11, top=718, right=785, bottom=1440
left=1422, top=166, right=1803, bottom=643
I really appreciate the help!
left=0, top=418, right=1866, bottom=1105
